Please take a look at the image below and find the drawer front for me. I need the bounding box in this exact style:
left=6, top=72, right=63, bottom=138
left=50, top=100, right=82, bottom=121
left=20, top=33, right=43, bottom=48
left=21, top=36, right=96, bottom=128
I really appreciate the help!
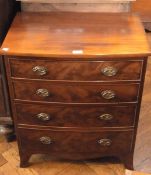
left=18, top=128, right=133, bottom=154
left=15, top=103, right=136, bottom=127
left=9, top=58, right=142, bottom=81
left=13, top=81, right=139, bottom=103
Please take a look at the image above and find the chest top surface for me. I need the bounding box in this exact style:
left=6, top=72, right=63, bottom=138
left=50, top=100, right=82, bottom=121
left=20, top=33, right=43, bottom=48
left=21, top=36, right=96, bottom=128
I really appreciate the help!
left=1, top=12, right=150, bottom=58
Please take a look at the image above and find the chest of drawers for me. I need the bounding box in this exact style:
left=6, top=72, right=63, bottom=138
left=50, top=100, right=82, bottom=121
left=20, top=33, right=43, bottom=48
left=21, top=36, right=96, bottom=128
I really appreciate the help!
left=1, top=12, right=150, bottom=169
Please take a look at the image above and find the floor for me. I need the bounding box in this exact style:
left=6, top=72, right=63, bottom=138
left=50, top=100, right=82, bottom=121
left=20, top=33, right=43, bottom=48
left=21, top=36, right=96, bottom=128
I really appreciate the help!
left=0, top=34, right=151, bottom=175
left=133, top=33, right=151, bottom=172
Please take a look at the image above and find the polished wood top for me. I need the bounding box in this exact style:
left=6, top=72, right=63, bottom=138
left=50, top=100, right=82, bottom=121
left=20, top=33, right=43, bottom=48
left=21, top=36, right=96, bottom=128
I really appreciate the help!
left=1, top=12, right=150, bottom=58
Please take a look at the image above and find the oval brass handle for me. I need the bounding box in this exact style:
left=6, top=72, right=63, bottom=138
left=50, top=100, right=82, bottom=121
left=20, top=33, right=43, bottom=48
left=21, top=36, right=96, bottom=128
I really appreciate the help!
left=98, top=139, right=112, bottom=146
left=101, top=90, right=115, bottom=100
left=40, top=136, right=52, bottom=144
left=99, top=114, right=113, bottom=121
left=101, top=66, right=118, bottom=77
left=32, top=66, right=47, bottom=76
left=37, top=113, right=51, bottom=121
left=36, top=89, right=49, bottom=97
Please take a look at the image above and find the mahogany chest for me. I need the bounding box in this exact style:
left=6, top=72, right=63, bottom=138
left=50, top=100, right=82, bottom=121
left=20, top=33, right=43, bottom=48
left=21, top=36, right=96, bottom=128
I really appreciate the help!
left=0, top=12, right=150, bottom=169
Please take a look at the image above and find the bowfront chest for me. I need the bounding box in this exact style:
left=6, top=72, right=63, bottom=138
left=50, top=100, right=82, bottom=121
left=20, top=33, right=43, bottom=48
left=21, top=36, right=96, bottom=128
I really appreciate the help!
left=1, top=12, right=150, bottom=169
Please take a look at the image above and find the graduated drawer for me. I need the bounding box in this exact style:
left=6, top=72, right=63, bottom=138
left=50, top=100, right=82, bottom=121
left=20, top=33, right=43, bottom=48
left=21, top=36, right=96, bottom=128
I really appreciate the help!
left=18, top=127, right=133, bottom=155
left=13, top=81, right=139, bottom=103
left=15, top=103, right=136, bottom=127
left=9, top=58, right=143, bottom=81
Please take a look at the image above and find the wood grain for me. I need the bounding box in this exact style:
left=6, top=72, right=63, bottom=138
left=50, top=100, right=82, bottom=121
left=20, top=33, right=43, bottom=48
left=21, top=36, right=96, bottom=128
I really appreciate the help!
left=0, top=155, right=7, bottom=167
left=1, top=12, right=150, bottom=58
left=0, top=32, right=151, bottom=175
left=0, top=135, right=150, bottom=175
left=12, top=80, right=139, bottom=103
left=17, top=127, right=133, bottom=155
left=9, top=58, right=143, bottom=81
left=2, top=12, right=150, bottom=169
left=15, top=103, right=137, bottom=127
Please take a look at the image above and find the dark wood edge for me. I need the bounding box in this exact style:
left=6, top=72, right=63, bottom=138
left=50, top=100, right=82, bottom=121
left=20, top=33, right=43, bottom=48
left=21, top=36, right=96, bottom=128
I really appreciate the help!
left=129, top=57, right=148, bottom=169
left=5, top=55, right=151, bottom=61
left=13, top=99, right=138, bottom=106
left=14, top=100, right=137, bottom=107
left=0, top=56, right=11, bottom=117
left=11, top=78, right=141, bottom=85
left=18, top=125, right=134, bottom=132
left=0, top=56, right=15, bottom=140
left=17, top=124, right=135, bottom=130
left=8, top=56, right=145, bottom=61
left=143, top=22, right=151, bottom=32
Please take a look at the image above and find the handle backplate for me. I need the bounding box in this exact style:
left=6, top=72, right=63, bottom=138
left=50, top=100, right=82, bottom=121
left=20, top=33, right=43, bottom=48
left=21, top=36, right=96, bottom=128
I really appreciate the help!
left=37, top=113, right=50, bottom=121
left=99, top=114, right=113, bottom=121
left=33, top=66, right=47, bottom=76
left=36, top=89, right=49, bottom=97
left=101, top=90, right=115, bottom=100
left=98, top=139, right=112, bottom=146
left=40, top=136, right=52, bottom=144
left=101, top=66, right=118, bottom=77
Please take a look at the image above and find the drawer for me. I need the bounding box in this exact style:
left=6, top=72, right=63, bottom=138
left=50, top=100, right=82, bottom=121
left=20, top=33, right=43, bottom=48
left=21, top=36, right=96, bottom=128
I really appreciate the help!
left=18, top=128, right=133, bottom=155
left=9, top=58, right=142, bottom=81
left=13, top=81, right=139, bottom=103
left=15, top=103, right=136, bottom=127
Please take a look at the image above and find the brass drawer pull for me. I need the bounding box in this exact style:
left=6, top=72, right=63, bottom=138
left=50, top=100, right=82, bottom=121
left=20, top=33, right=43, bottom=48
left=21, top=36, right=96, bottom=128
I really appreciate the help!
left=37, top=113, right=51, bottom=121
left=36, top=89, right=49, bottom=97
left=101, top=66, right=118, bottom=77
left=40, top=136, right=52, bottom=144
left=32, top=66, right=47, bottom=76
left=99, top=114, right=113, bottom=121
left=101, top=90, right=115, bottom=100
left=98, top=139, right=112, bottom=146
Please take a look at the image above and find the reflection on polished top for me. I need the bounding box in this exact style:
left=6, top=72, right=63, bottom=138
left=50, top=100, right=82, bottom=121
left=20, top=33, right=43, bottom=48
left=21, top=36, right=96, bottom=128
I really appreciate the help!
left=1, top=12, right=151, bottom=58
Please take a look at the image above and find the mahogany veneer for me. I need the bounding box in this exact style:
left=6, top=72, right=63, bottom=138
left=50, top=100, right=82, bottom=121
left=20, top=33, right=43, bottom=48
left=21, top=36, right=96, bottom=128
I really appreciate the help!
left=0, top=12, right=150, bottom=169
left=15, top=103, right=136, bottom=127
left=9, top=59, right=143, bottom=81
